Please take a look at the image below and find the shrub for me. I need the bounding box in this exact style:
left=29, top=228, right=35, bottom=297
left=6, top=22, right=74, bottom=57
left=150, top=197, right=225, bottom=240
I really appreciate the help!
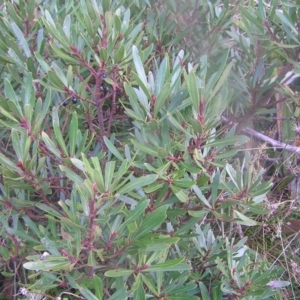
left=0, top=0, right=298, bottom=299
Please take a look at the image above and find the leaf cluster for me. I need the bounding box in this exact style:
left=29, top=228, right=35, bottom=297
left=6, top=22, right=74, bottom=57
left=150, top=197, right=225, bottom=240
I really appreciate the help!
left=0, top=0, right=298, bottom=299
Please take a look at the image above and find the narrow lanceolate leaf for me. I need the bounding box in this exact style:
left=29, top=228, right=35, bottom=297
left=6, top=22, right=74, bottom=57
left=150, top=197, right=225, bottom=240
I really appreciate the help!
left=79, top=287, right=99, bottom=300
left=156, top=55, right=169, bottom=95
left=47, top=70, right=65, bottom=90
left=209, top=60, right=234, bottom=101
left=133, top=205, right=168, bottom=239
left=41, top=131, right=61, bottom=158
left=69, top=112, right=78, bottom=156
left=145, top=258, right=191, bottom=272
left=170, top=185, right=189, bottom=202
left=93, top=275, right=103, bottom=300
left=199, top=282, right=211, bottom=300
left=131, top=140, right=158, bottom=156
left=11, top=23, right=31, bottom=58
left=104, top=161, right=116, bottom=191
left=276, top=10, right=298, bottom=35
left=0, top=106, right=18, bottom=123
left=70, top=158, right=86, bottom=172
left=119, top=174, right=158, bottom=195
left=154, top=83, right=171, bottom=117
left=59, top=165, right=84, bottom=184
left=192, top=185, right=211, bottom=208
left=0, top=152, right=20, bottom=172
left=52, top=110, right=68, bottom=156
left=233, top=210, right=257, bottom=226
left=51, top=62, right=68, bottom=87
left=4, top=79, right=19, bottom=103
left=23, top=260, right=70, bottom=271
left=35, top=52, right=51, bottom=72
left=211, top=171, right=220, bottom=207
left=104, top=136, right=124, bottom=160
left=185, top=72, right=200, bottom=113
left=132, top=45, right=148, bottom=89
left=120, top=199, right=149, bottom=229
left=105, top=269, right=134, bottom=277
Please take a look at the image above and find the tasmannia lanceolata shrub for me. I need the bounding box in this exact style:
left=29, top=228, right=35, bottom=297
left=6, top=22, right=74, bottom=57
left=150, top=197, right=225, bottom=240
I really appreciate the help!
left=0, top=0, right=298, bottom=299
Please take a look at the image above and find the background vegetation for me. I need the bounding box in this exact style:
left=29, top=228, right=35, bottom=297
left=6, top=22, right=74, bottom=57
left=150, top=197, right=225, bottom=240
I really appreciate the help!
left=0, top=0, right=300, bottom=299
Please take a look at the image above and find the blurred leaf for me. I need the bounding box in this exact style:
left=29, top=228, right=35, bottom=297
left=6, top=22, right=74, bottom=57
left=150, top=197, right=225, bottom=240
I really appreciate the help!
left=23, top=260, right=70, bottom=271
left=146, top=259, right=191, bottom=272
left=119, top=174, right=158, bottom=194
left=60, top=165, right=84, bottom=184
left=233, top=210, right=257, bottom=226
left=69, top=112, right=78, bottom=156
left=105, top=269, right=134, bottom=277
left=185, top=72, right=200, bottom=113
left=154, top=83, right=171, bottom=117
left=132, top=45, right=148, bottom=90
left=11, top=23, right=31, bottom=58
left=41, top=131, right=61, bottom=158
left=133, top=205, right=168, bottom=239
left=104, top=136, right=124, bottom=160
left=52, top=109, right=68, bottom=156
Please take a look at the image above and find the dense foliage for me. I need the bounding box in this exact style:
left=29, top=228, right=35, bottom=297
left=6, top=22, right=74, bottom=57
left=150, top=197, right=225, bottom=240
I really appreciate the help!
left=0, top=0, right=300, bottom=299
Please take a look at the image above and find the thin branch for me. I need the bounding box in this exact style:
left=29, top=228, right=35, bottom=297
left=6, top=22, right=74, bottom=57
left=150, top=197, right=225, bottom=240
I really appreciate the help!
left=222, top=116, right=300, bottom=155
left=242, top=127, right=300, bottom=156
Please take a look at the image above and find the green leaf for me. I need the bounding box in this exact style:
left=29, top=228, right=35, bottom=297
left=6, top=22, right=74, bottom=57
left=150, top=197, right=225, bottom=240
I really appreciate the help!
left=154, top=83, right=171, bottom=117
left=188, top=210, right=208, bottom=218
left=120, top=199, right=149, bottom=229
left=4, top=79, right=19, bottom=103
left=133, top=280, right=146, bottom=300
left=156, top=55, right=169, bottom=94
left=170, top=185, right=188, bottom=202
left=0, top=106, right=18, bottom=123
left=185, top=72, right=200, bottom=113
left=52, top=110, right=68, bottom=156
left=63, top=14, right=71, bottom=39
left=47, top=70, right=65, bottom=90
left=23, top=260, right=70, bottom=271
left=105, top=161, right=116, bottom=191
left=104, top=136, right=124, bottom=160
left=211, top=171, right=220, bottom=207
left=79, top=287, right=98, bottom=300
left=35, top=52, right=51, bottom=72
left=51, top=62, right=68, bottom=87
left=71, top=158, right=87, bottom=172
left=69, top=112, right=78, bottom=156
left=105, top=269, right=134, bottom=277
left=146, top=258, right=191, bottom=272
left=60, top=165, right=84, bottom=184
left=11, top=129, right=23, bottom=159
left=233, top=210, right=257, bottom=226
left=114, top=44, right=125, bottom=63
left=50, top=42, right=78, bottom=64
left=133, top=205, right=167, bottom=239
left=199, top=282, right=211, bottom=300
left=209, top=60, right=234, bottom=102
left=41, top=131, right=61, bottom=158
left=276, top=10, right=298, bottom=35
left=124, top=83, right=145, bottom=119
left=131, top=140, right=158, bottom=156
left=93, top=275, right=103, bottom=300
left=24, top=72, right=33, bottom=106
left=119, top=174, right=158, bottom=194
left=132, top=45, right=148, bottom=90
left=192, top=185, right=211, bottom=208
left=107, top=288, right=128, bottom=300
left=11, top=23, right=31, bottom=58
